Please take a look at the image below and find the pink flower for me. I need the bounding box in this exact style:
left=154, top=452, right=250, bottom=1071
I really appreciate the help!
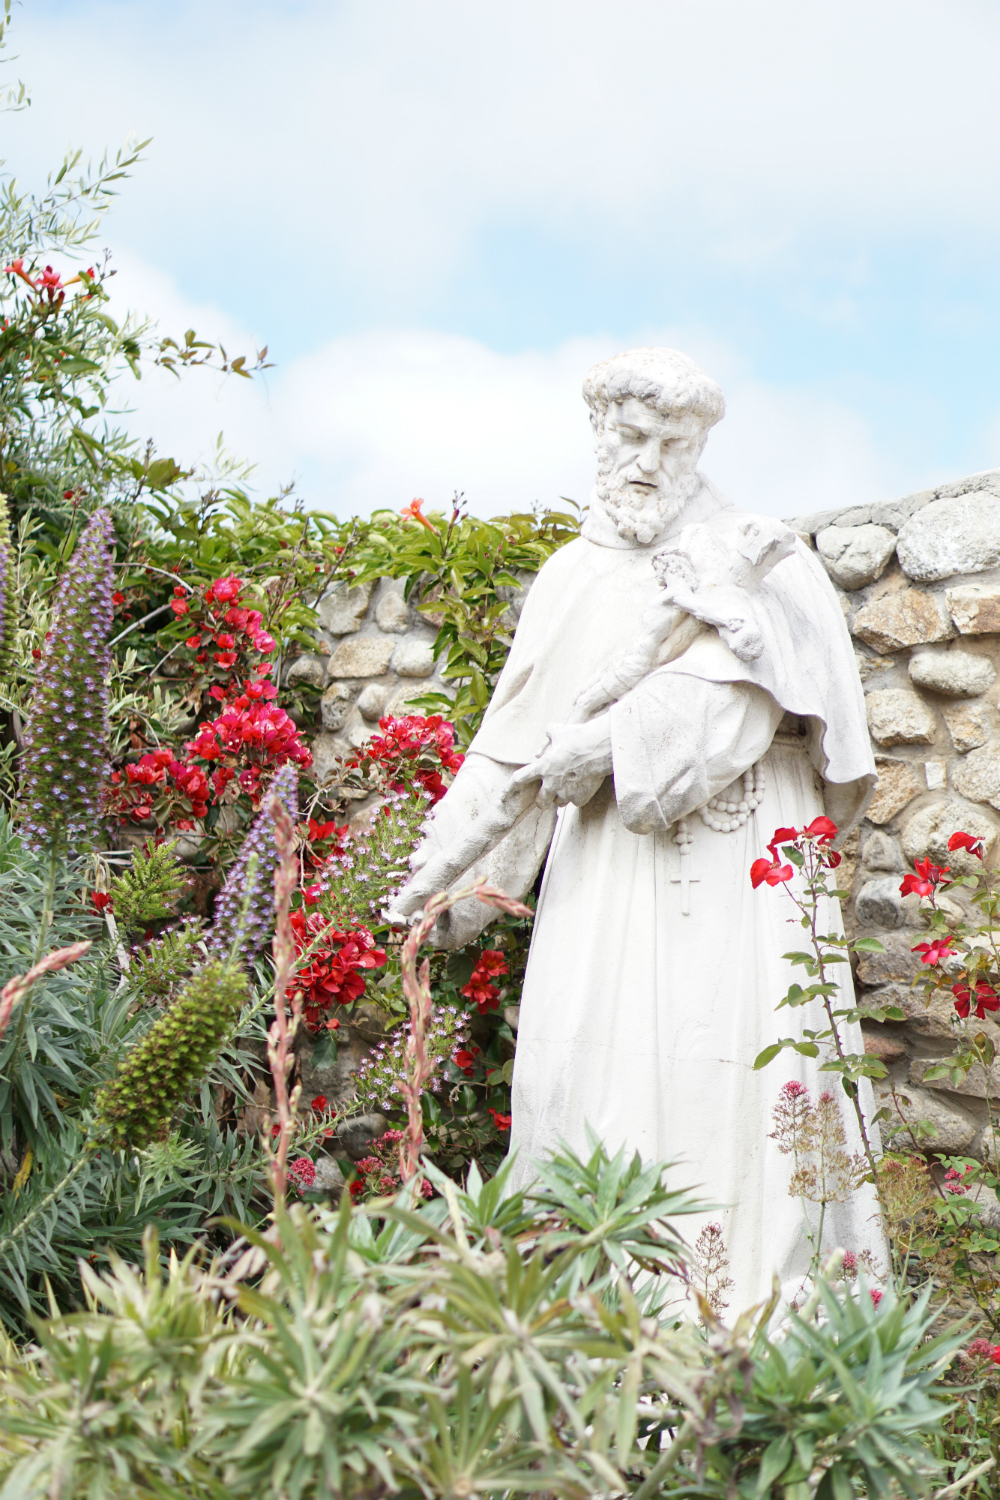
left=952, top=981, right=1000, bottom=1021
left=870, top=1288, right=883, bottom=1308
left=212, top=575, right=242, bottom=602
left=288, top=1157, right=316, bottom=1189
left=766, top=826, right=798, bottom=857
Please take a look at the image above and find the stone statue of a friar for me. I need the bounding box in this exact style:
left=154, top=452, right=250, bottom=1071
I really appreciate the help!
left=390, top=348, right=884, bottom=1309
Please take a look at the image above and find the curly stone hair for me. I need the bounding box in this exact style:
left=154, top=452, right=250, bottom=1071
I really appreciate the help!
left=582, top=346, right=725, bottom=432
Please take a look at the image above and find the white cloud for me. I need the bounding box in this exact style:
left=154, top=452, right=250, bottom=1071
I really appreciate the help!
left=9, top=0, right=1000, bottom=303
left=110, top=251, right=901, bottom=523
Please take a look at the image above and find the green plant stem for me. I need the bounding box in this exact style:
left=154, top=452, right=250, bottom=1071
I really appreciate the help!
left=798, top=851, right=882, bottom=1189
left=10, top=845, right=60, bottom=1061
left=630, top=1416, right=696, bottom=1500
left=0, top=1146, right=94, bottom=1258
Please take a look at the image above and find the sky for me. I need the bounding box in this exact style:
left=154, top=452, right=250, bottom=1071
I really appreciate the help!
left=5, top=0, right=1000, bottom=521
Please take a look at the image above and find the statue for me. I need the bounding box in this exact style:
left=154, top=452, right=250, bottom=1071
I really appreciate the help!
left=390, top=348, right=884, bottom=1309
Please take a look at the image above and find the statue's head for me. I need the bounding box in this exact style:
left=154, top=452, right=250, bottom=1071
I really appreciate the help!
left=583, top=348, right=725, bottom=544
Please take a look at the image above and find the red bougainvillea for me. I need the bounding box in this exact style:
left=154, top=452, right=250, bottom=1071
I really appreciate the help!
left=350, top=713, right=464, bottom=803
left=287, top=907, right=387, bottom=1031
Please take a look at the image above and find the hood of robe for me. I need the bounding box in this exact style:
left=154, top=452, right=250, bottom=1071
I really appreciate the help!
left=470, top=478, right=876, bottom=832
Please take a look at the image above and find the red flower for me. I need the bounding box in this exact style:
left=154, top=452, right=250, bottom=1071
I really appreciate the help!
left=348, top=1179, right=365, bottom=1199
left=253, top=631, right=277, bottom=652
left=911, top=934, right=956, bottom=967
left=453, top=1047, right=479, bottom=1077
left=169, top=599, right=189, bottom=615
left=766, top=825, right=799, bottom=856
left=750, top=856, right=794, bottom=889
left=803, top=815, right=838, bottom=844
left=112, top=591, right=125, bottom=606
left=488, top=1108, right=512, bottom=1131
left=952, top=980, right=1000, bottom=1020
left=288, top=909, right=386, bottom=1030
left=211, top=574, right=242, bottom=602
left=310, top=1095, right=329, bottom=1113
left=477, top=949, right=509, bottom=978
left=92, top=891, right=113, bottom=913
left=900, top=857, right=949, bottom=899
left=185, top=634, right=202, bottom=649
left=948, top=830, right=985, bottom=861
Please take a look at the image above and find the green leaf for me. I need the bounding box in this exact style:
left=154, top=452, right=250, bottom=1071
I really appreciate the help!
left=852, top=937, right=887, bottom=953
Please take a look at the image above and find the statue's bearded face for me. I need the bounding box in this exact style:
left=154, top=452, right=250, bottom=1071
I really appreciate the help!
left=595, top=397, right=708, bottom=544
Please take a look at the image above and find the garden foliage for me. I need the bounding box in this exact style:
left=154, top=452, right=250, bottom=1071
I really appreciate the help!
left=0, top=12, right=995, bottom=1496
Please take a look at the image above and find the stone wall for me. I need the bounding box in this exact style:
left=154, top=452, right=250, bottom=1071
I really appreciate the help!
left=295, top=471, right=1000, bottom=1158
left=288, top=576, right=453, bottom=797
left=787, top=467, right=1000, bottom=1159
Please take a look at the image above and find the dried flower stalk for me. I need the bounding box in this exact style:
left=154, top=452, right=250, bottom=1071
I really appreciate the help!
left=266, top=790, right=304, bottom=1203
left=397, top=879, right=531, bottom=1185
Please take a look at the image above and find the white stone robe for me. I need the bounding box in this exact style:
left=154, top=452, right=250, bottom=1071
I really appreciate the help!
left=415, top=483, right=885, bottom=1312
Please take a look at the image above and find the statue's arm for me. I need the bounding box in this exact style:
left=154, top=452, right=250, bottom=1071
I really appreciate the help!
left=607, top=669, right=784, bottom=834
left=402, top=751, right=557, bottom=949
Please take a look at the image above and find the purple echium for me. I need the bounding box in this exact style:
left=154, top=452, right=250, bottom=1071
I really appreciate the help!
left=207, top=762, right=299, bottom=961
left=0, top=512, right=12, bottom=681
left=20, top=509, right=115, bottom=856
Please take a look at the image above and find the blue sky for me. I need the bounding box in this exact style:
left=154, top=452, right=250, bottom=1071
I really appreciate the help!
left=7, top=0, right=1000, bottom=519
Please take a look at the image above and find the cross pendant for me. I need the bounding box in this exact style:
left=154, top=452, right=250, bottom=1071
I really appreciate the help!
left=670, top=845, right=700, bottom=915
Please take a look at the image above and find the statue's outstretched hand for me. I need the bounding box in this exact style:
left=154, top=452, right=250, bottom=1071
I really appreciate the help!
left=512, top=717, right=612, bottom=809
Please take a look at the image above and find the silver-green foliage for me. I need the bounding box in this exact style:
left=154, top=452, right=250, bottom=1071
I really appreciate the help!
left=0, top=1138, right=961, bottom=1500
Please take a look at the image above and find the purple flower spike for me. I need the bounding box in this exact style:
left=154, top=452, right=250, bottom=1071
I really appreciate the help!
left=207, top=762, right=299, bottom=961
left=20, top=509, right=115, bottom=856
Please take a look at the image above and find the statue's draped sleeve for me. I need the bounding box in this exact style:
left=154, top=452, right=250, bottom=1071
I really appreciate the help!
left=608, top=671, right=784, bottom=835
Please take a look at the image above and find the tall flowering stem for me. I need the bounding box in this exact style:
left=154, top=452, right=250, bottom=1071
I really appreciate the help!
left=397, top=880, right=531, bottom=1185
left=208, top=761, right=299, bottom=963
left=20, top=508, right=115, bottom=856
left=751, top=817, right=888, bottom=1188
left=266, top=793, right=304, bottom=1205
left=0, top=496, right=14, bottom=680
left=0, top=941, right=91, bottom=1042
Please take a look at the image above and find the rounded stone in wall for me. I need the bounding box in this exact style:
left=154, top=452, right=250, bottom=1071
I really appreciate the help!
left=952, top=746, right=1000, bottom=812
left=357, top=683, right=392, bottom=721
left=815, top=523, right=896, bottom=590
left=856, top=876, right=907, bottom=928
left=901, top=796, right=999, bottom=872
left=865, top=689, right=936, bottom=746
left=374, top=583, right=412, bottom=633
left=908, top=648, right=997, bottom=698
left=391, top=638, right=436, bottom=678
left=896, top=491, right=1000, bottom=583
